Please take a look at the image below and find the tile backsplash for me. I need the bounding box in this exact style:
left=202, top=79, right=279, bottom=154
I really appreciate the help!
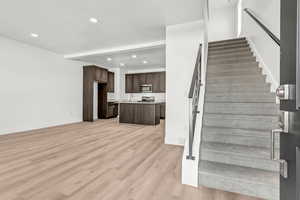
left=108, top=92, right=165, bottom=102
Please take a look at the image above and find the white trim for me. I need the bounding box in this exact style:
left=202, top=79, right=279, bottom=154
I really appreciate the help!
left=237, top=0, right=243, bottom=37
left=247, top=38, right=279, bottom=92
left=126, top=68, right=165, bottom=74
left=182, top=29, right=208, bottom=187
left=165, top=137, right=185, bottom=146
left=64, top=40, right=166, bottom=59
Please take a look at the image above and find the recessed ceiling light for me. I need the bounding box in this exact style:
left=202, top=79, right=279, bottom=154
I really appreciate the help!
left=143, top=60, right=148, bottom=64
left=30, top=33, right=39, bottom=38
left=89, top=17, right=99, bottom=23
left=107, top=57, right=112, bottom=61
left=120, top=63, right=125, bottom=67
left=131, top=55, right=137, bottom=58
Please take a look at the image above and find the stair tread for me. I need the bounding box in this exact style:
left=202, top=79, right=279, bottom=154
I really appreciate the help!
left=206, top=97, right=276, bottom=103
left=208, top=57, right=255, bottom=62
left=198, top=38, right=279, bottom=200
left=206, top=82, right=269, bottom=87
left=209, top=42, right=249, bottom=49
left=204, top=102, right=279, bottom=115
left=203, top=126, right=274, bottom=137
left=209, top=44, right=250, bottom=50
left=204, top=113, right=279, bottom=121
left=206, top=92, right=275, bottom=97
left=199, top=160, right=279, bottom=185
left=202, top=142, right=270, bottom=160
left=209, top=47, right=251, bottom=52
left=209, top=51, right=252, bottom=57
left=202, top=126, right=280, bottom=149
left=209, top=52, right=253, bottom=58
left=209, top=37, right=246, bottom=44
left=208, top=61, right=258, bottom=67
left=203, top=113, right=280, bottom=131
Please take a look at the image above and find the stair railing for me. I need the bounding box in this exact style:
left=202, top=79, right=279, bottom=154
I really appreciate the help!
left=186, top=44, right=203, bottom=160
left=244, top=8, right=280, bottom=46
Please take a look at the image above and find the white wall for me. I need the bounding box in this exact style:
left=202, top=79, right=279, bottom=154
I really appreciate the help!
left=93, top=82, right=98, bottom=120
left=165, top=21, right=204, bottom=145
left=241, top=0, right=280, bottom=91
left=165, top=8, right=236, bottom=146
left=208, top=6, right=237, bottom=42
left=0, top=36, right=86, bottom=135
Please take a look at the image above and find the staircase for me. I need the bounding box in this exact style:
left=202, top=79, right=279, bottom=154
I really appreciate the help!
left=198, top=38, right=280, bottom=200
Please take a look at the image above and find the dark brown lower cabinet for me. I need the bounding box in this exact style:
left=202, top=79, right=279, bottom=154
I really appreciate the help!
left=160, top=103, right=165, bottom=119
left=107, top=72, right=115, bottom=93
left=119, top=103, right=160, bottom=125
left=107, top=102, right=118, bottom=118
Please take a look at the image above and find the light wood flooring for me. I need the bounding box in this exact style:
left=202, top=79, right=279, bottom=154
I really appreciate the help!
left=0, top=119, right=261, bottom=200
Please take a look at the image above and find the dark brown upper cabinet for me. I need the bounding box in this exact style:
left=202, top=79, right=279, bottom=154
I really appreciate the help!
left=132, top=74, right=140, bottom=93
left=107, top=72, right=114, bottom=93
left=146, top=73, right=153, bottom=85
left=139, top=73, right=147, bottom=85
left=83, top=65, right=109, bottom=122
left=125, top=74, right=133, bottom=93
left=152, top=72, right=161, bottom=93
left=159, top=72, right=166, bottom=92
left=95, top=67, right=107, bottom=83
left=125, top=72, right=166, bottom=93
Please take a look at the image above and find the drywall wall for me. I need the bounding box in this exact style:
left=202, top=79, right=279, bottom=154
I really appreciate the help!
left=93, top=81, right=98, bottom=120
left=208, top=6, right=237, bottom=42
left=241, top=0, right=280, bottom=91
left=0, top=36, right=86, bottom=135
left=165, top=21, right=204, bottom=145
left=108, top=67, right=166, bottom=102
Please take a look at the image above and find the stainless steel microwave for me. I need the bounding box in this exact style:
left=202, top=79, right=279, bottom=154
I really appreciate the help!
left=140, top=84, right=153, bottom=93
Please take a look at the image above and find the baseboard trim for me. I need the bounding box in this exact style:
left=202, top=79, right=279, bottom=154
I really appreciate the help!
left=0, top=120, right=83, bottom=137
left=246, top=38, right=279, bottom=93
left=164, top=137, right=185, bottom=146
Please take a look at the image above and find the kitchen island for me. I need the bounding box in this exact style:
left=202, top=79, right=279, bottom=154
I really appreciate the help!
left=119, top=101, right=163, bottom=125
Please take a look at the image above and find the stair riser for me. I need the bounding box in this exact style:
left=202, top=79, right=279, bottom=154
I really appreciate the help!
left=208, top=55, right=255, bottom=62
left=206, top=87, right=270, bottom=93
left=209, top=44, right=250, bottom=51
left=209, top=53, right=253, bottom=60
left=205, top=95, right=276, bottom=103
left=203, top=117, right=279, bottom=130
left=202, top=133, right=280, bottom=148
left=209, top=40, right=248, bottom=47
left=206, top=76, right=266, bottom=84
left=208, top=58, right=256, bottom=65
left=198, top=173, right=279, bottom=200
left=207, top=69, right=264, bottom=77
left=201, top=150, right=279, bottom=172
left=209, top=48, right=251, bottom=54
left=209, top=38, right=246, bottom=45
left=204, top=103, right=278, bottom=115
left=209, top=51, right=253, bottom=58
left=207, top=71, right=262, bottom=78
left=207, top=65, right=259, bottom=73
left=208, top=61, right=259, bottom=68
left=209, top=51, right=252, bottom=57
left=207, top=83, right=269, bottom=90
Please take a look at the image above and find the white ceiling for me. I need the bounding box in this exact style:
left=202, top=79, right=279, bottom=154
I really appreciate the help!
left=0, top=0, right=204, bottom=54
left=73, top=44, right=166, bottom=70
left=0, top=0, right=238, bottom=70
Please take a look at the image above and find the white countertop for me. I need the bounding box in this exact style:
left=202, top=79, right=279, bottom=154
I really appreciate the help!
left=109, top=100, right=165, bottom=104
